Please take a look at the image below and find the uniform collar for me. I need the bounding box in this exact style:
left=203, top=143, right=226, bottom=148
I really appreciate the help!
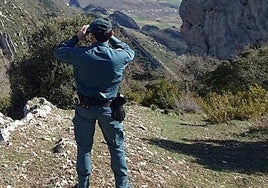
left=91, top=41, right=109, bottom=48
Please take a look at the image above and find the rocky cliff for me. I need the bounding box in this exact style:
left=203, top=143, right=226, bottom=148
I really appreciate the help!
left=179, top=0, right=268, bottom=59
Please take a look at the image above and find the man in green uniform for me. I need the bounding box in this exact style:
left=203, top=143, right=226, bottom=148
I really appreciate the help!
left=54, top=17, right=135, bottom=188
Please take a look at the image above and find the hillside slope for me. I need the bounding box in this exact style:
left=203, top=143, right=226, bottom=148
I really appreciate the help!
left=1, top=98, right=267, bottom=187
left=0, top=0, right=78, bottom=57
left=0, top=0, right=181, bottom=88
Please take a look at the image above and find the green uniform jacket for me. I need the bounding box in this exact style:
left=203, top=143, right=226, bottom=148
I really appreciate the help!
left=54, top=36, right=135, bottom=100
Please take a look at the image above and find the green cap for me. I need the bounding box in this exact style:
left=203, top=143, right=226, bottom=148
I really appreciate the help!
left=87, top=18, right=112, bottom=34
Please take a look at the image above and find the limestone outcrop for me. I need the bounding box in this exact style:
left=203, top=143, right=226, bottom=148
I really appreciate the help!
left=0, top=98, right=57, bottom=142
left=179, top=0, right=268, bottom=59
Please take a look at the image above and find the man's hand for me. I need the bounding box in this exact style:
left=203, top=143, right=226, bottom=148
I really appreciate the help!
left=109, top=30, right=114, bottom=38
left=76, top=25, right=89, bottom=40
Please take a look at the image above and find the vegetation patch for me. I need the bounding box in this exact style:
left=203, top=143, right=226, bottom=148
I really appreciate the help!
left=197, top=85, right=268, bottom=123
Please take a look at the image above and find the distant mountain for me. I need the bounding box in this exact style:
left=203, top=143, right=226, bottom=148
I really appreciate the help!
left=69, top=0, right=81, bottom=8
left=0, top=0, right=78, bottom=56
left=82, top=5, right=109, bottom=15
left=109, top=11, right=140, bottom=30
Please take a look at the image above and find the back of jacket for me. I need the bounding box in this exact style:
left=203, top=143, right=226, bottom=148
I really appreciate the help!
left=54, top=36, right=135, bottom=100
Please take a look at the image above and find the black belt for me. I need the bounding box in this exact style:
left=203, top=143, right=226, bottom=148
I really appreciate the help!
left=78, top=93, right=112, bottom=108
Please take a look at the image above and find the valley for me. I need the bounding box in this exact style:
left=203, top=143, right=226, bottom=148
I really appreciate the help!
left=68, top=0, right=182, bottom=29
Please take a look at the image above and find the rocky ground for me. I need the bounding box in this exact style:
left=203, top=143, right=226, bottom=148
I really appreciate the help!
left=0, top=98, right=267, bottom=188
left=0, top=98, right=178, bottom=187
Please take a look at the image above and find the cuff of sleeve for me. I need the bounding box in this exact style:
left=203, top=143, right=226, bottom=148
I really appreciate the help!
left=72, top=35, right=79, bottom=43
left=109, top=36, right=122, bottom=48
left=110, top=36, right=120, bottom=42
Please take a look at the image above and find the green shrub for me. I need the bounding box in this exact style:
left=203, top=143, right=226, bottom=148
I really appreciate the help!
left=198, top=85, right=268, bottom=123
left=0, top=96, right=11, bottom=115
left=150, top=104, right=158, bottom=111
left=124, top=90, right=143, bottom=104
left=236, top=85, right=268, bottom=119
left=198, top=45, right=268, bottom=95
left=121, top=80, right=147, bottom=104
left=8, top=16, right=93, bottom=118
left=142, top=79, right=181, bottom=109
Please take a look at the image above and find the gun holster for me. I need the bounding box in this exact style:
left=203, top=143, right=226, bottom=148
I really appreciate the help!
left=73, top=90, right=80, bottom=105
left=110, top=93, right=127, bottom=123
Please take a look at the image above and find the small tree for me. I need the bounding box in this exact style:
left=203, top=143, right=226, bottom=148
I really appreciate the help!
left=198, top=45, right=268, bottom=95
left=142, top=79, right=181, bottom=109
left=8, top=16, right=93, bottom=118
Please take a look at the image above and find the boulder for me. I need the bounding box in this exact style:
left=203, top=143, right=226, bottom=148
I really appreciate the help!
left=0, top=97, right=56, bottom=142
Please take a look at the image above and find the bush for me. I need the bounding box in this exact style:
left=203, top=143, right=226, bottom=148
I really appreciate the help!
left=142, top=79, right=181, bottom=109
left=198, top=45, right=268, bottom=95
left=0, top=96, right=11, bottom=115
left=198, top=85, right=268, bottom=123
left=8, top=16, right=93, bottom=118
left=121, top=80, right=147, bottom=104
left=150, top=104, right=158, bottom=111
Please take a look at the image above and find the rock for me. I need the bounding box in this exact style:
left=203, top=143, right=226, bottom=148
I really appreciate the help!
left=82, top=4, right=108, bottom=15
left=23, top=97, right=56, bottom=118
left=0, top=112, right=14, bottom=142
left=179, top=0, right=268, bottom=59
left=109, top=11, right=140, bottom=30
left=138, top=125, right=147, bottom=131
left=0, top=97, right=56, bottom=142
